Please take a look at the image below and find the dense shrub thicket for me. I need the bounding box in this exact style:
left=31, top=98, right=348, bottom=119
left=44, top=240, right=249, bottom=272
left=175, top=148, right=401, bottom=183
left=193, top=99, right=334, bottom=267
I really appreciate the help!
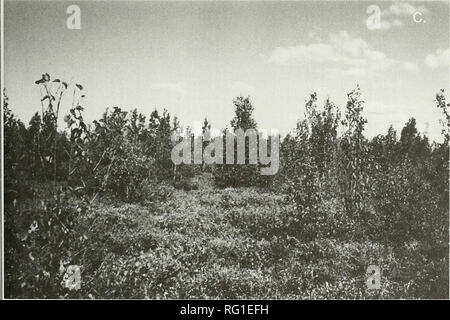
left=276, top=88, right=449, bottom=297
left=279, top=88, right=448, bottom=245
left=3, top=75, right=449, bottom=298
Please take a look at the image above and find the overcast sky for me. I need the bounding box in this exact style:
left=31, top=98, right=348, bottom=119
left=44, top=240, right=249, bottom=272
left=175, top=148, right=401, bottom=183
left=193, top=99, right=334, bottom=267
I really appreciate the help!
left=4, top=0, right=450, bottom=141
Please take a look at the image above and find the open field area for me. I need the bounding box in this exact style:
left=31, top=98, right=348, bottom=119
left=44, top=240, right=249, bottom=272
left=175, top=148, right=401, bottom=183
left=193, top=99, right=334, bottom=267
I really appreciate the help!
left=4, top=174, right=448, bottom=299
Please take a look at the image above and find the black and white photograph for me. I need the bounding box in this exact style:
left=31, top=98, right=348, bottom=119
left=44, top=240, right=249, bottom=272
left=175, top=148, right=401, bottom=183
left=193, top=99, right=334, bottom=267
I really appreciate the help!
left=1, top=0, right=449, bottom=302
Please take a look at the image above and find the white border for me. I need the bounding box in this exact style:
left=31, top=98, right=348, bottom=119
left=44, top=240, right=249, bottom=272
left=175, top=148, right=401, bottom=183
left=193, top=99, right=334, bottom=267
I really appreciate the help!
left=0, top=0, right=449, bottom=301
left=1, top=0, right=5, bottom=302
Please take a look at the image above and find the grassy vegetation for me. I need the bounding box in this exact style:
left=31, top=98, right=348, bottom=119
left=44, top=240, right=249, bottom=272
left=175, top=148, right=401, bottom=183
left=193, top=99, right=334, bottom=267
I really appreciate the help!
left=5, top=174, right=447, bottom=299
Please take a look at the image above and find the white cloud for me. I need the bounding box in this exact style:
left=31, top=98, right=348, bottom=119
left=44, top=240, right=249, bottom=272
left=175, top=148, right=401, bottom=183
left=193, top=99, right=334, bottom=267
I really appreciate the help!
left=268, top=31, right=399, bottom=77
left=367, top=2, right=430, bottom=30
left=379, top=19, right=403, bottom=30
left=151, top=82, right=187, bottom=96
left=307, top=30, right=323, bottom=42
left=267, top=31, right=419, bottom=78
left=425, top=48, right=449, bottom=69
left=382, top=2, right=430, bottom=17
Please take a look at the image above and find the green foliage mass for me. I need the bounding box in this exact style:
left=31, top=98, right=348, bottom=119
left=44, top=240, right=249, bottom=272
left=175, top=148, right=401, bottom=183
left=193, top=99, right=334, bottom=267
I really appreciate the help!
left=3, top=76, right=449, bottom=298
